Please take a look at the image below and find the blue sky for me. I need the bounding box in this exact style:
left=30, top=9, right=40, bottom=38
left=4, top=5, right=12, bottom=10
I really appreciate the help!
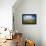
left=23, top=15, right=36, bottom=20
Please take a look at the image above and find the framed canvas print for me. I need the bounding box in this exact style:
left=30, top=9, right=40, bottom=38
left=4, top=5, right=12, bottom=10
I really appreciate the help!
left=22, top=14, right=37, bottom=24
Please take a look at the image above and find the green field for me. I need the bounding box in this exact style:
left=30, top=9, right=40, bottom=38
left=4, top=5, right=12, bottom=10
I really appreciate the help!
left=23, top=19, right=36, bottom=24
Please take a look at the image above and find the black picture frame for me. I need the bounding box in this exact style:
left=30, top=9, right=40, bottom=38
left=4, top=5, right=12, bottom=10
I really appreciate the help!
left=22, top=14, right=37, bottom=24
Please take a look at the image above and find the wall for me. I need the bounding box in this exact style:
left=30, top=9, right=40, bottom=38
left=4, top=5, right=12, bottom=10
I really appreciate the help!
left=0, top=0, right=17, bottom=39
left=41, top=0, right=46, bottom=46
left=0, top=0, right=17, bottom=30
left=13, top=0, right=41, bottom=46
